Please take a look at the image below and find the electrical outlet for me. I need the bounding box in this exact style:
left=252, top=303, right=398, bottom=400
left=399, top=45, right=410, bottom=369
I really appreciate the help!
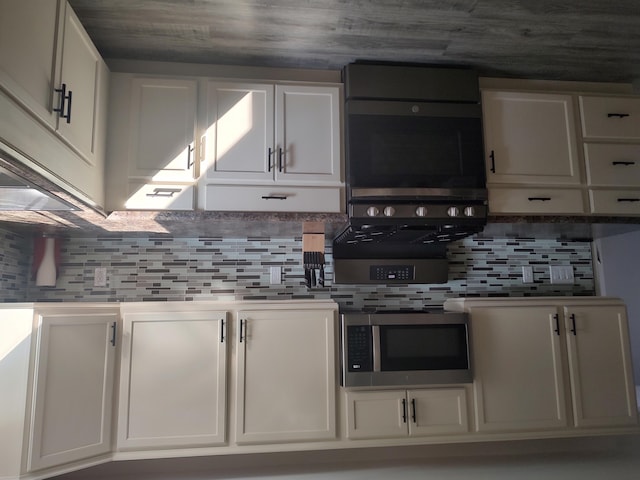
left=521, top=266, right=534, bottom=284
left=549, top=265, right=574, bottom=285
left=94, top=267, right=107, bottom=287
left=270, top=266, right=282, bottom=285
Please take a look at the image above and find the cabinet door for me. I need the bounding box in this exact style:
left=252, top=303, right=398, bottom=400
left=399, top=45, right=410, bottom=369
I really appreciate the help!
left=275, top=84, right=341, bottom=183
left=563, top=305, right=638, bottom=427
left=203, top=82, right=274, bottom=181
left=482, top=91, right=581, bottom=185
left=55, top=4, right=103, bottom=164
left=28, top=309, right=117, bottom=471
left=128, top=77, right=197, bottom=182
left=471, top=306, right=569, bottom=432
left=408, top=388, right=468, bottom=436
left=345, top=390, right=408, bottom=440
left=0, top=0, right=61, bottom=126
left=117, top=311, right=227, bottom=450
left=235, top=308, right=336, bottom=444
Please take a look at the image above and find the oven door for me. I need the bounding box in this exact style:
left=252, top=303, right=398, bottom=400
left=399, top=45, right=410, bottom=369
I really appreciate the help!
left=346, top=100, right=486, bottom=193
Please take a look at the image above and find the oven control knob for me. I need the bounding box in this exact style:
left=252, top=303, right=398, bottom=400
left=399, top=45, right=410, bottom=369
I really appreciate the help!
left=447, top=206, right=460, bottom=217
left=464, top=206, right=476, bottom=217
left=415, top=206, right=428, bottom=217
left=366, top=206, right=380, bottom=217
left=383, top=206, right=396, bottom=217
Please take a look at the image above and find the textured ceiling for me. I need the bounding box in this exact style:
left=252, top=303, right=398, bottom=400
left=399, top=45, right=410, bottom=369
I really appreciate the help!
left=68, top=0, right=640, bottom=85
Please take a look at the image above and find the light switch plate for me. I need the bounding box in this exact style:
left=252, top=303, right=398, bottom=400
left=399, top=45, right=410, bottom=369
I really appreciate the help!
left=549, top=265, right=574, bottom=284
left=521, top=266, right=534, bottom=284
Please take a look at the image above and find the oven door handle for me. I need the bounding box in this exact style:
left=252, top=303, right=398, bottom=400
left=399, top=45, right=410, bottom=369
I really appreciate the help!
left=372, top=325, right=381, bottom=372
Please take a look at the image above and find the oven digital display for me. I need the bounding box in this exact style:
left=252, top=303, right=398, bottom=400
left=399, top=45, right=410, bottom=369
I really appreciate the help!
left=370, top=265, right=414, bottom=281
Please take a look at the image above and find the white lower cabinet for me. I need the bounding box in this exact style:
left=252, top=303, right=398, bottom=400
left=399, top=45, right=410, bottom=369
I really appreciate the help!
left=117, top=309, right=228, bottom=450
left=445, top=297, right=638, bottom=435
left=0, top=304, right=118, bottom=480
left=345, top=388, right=468, bottom=440
left=235, top=308, right=337, bottom=444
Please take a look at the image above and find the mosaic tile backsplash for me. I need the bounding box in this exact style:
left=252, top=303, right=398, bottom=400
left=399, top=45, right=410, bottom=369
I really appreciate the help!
left=1, top=227, right=594, bottom=308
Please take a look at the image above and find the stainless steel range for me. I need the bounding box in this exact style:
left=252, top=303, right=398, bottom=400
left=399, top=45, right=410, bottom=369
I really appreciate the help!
left=333, top=62, right=488, bottom=284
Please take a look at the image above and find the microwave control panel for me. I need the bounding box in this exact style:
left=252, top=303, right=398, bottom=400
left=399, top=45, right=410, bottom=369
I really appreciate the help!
left=346, top=325, right=373, bottom=372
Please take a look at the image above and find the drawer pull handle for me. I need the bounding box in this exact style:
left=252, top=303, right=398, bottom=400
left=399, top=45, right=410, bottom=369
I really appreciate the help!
left=528, top=197, right=551, bottom=202
left=607, top=113, right=630, bottom=118
left=612, top=161, right=636, bottom=166
left=617, top=198, right=640, bottom=203
left=146, top=188, right=182, bottom=197
left=261, top=195, right=288, bottom=200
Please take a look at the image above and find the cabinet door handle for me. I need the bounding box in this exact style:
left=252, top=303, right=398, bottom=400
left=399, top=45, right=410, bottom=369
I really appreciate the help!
left=617, top=198, right=640, bottom=203
left=612, top=161, right=636, bottom=166
left=278, top=147, right=284, bottom=172
left=110, top=321, right=117, bottom=347
left=220, top=319, right=225, bottom=343
left=187, top=144, right=194, bottom=169
left=411, top=398, right=417, bottom=423
left=239, top=318, right=246, bottom=343
left=489, top=150, right=496, bottom=173
left=553, top=314, right=560, bottom=336
left=261, top=195, right=288, bottom=200
left=146, top=187, right=182, bottom=197
left=570, top=313, right=577, bottom=335
left=528, top=197, right=552, bottom=202
left=53, top=83, right=72, bottom=123
left=267, top=148, right=273, bottom=172
left=607, top=113, right=630, bottom=118
left=401, top=398, right=407, bottom=423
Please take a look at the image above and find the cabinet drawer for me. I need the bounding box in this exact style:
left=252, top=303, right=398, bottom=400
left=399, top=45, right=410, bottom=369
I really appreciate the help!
left=124, top=183, right=194, bottom=210
left=584, top=144, right=640, bottom=187
left=589, top=189, right=640, bottom=215
left=489, top=188, right=585, bottom=214
left=580, top=96, right=640, bottom=139
left=203, top=185, right=342, bottom=212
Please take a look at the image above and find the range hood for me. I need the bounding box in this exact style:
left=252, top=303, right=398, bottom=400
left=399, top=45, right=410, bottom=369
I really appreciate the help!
left=0, top=164, right=77, bottom=211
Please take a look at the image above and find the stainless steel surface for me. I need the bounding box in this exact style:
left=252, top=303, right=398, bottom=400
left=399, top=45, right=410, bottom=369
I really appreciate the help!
left=372, top=325, right=381, bottom=373
left=340, top=311, right=473, bottom=387
left=0, top=165, right=77, bottom=211
left=333, top=258, right=449, bottom=284
left=349, top=203, right=487, bottom=221
left=349, top=188, right=489, bottom=201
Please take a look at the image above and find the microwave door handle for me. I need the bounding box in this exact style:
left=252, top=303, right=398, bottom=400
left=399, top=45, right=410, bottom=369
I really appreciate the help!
left=372, top=325, right=381, bottom=372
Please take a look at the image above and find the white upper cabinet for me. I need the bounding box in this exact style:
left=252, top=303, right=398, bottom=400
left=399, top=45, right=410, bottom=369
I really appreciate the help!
left=0, top=0, right=61, bottom=126
left=482, top=91, right=582, bottom=185
left=234, top=308, right=337, bottom=445
left=0, top=0, right=109, bottom=206
left=202, top=82, right=341, bottom=184
left=127, top=78, right=198, bottom=181
left=105, top=75, right=197, bottom=210
left=580, top=96, right=640, bottom=140
left=203, top=82, right=274, bottom=181
left=579, top=95, right=640, bottom=215
left=117, top=309, right=228, bottom=450
left=28, top=307, right=118, bottom=472
left=274, top=84, right=341, bottom=183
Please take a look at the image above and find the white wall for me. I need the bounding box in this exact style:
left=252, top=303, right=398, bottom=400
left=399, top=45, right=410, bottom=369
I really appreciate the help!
left=594, top=229, right=640, bottom=384
left=54, top=436, right=640, bottom=480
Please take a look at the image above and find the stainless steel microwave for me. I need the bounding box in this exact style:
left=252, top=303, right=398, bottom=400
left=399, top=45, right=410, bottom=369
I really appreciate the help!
left=340, top=311, right=472, bottom=387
